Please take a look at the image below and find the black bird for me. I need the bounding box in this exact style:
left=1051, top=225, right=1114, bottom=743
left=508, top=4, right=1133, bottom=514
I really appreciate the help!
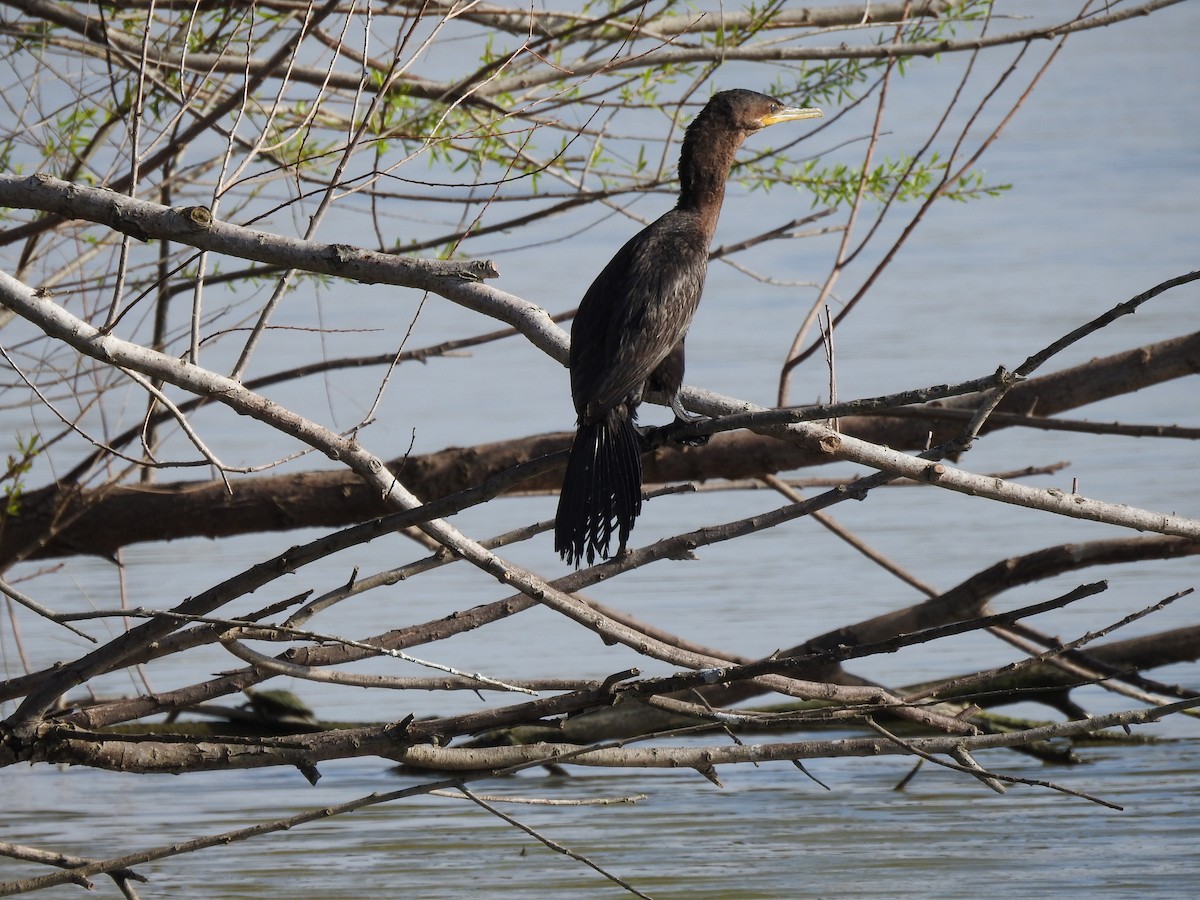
left=554, top=89, right=822, bottom=566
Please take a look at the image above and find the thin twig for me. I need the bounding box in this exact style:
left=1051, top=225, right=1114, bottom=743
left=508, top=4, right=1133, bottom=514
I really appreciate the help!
left=457, top=785, right=654, bottom=900
left=864, top=718, right=1122, bottom=810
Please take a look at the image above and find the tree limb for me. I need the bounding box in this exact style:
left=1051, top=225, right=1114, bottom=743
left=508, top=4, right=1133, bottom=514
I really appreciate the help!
left=3, top=332, right=1195, bottom=562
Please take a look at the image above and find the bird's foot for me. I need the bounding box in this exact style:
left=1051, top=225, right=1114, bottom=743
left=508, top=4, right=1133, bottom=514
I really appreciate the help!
left=669, top=394, right=695, bottom=423
left=671, top=417, right=710, bottom=447
left=667, top=397, right=711, bottom=445
left=637, top=418, right=710, bottom=448
left=667, top=409, right=711, bottom=447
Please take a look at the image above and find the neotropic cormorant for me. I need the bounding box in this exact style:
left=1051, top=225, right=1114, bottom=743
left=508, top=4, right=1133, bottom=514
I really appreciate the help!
left=554, top=89, right=822, bottom=566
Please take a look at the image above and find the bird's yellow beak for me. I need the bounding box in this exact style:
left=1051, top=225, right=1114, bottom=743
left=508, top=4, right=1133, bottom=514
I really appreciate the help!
left=762, top=106, right=823, bottom=126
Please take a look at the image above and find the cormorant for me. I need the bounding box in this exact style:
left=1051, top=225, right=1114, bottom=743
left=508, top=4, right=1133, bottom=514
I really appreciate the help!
left=554, top=89, right=822, bottom=566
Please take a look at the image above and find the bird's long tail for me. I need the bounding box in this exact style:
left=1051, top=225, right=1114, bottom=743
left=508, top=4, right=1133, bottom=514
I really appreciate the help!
left=554, top=407, right=643, bottom=567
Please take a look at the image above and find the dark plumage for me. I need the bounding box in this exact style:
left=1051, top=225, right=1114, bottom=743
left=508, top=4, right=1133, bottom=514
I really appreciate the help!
left=554, top=89, right=822, bottom=566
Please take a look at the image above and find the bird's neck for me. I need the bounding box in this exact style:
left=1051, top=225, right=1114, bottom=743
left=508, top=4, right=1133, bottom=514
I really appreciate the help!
left=675, top=127, right=744, bottom=238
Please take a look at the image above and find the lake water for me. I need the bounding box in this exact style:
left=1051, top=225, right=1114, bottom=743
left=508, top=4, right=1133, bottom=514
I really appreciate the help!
left=2, top=3, right=1199, bottom=898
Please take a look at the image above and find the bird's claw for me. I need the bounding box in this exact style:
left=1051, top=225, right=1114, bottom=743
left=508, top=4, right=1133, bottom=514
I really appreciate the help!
left=669, top=412, right=711, bottom=447
left=672, top=425, right=710, bottom=447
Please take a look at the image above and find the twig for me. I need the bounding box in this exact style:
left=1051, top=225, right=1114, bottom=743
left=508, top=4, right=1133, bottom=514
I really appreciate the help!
left=457, top=785, right=654, bottom=900
left=428, top=790, right=647, bottom=806
left=906, top=589, right=1194, bottom=707
left=763, top=474, right=940, bottom=596
left=52, top=606, right=537, bottom=696
left=220, top=635, right=537, bottom=696
left=864, top=718, right=1122, bottom=810
left=0, top=841, right=145, bottom=898
left=0, top=578, right=97, bottom=642
left=0, top=769, right=517, bottom=896
left=875, top=406, right=1200, bottom=440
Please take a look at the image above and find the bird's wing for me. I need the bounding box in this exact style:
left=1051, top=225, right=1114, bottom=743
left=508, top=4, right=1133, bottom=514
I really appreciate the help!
left=570, top=215, right=709, bottom=418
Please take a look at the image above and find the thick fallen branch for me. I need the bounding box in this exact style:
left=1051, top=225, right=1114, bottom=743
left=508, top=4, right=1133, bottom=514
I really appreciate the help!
left=19, top=696, right=1198, bottom=779
left=3, top=332, right=1196, bottom=562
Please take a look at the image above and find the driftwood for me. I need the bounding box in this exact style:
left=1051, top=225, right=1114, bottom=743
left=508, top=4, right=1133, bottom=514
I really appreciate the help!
left=460, top=541, right=1200, bottom=752
left=78, top=621, right=1196, bottom=767
left=3, top=332, right=1196, bottom=564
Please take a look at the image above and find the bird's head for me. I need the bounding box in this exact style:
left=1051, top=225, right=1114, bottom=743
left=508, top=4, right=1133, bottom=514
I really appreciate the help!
left=703, top=89, right=823, bottom=134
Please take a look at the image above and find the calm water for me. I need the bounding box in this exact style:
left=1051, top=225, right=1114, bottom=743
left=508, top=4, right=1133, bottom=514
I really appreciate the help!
left=3, top=3, right=1199, bottom=898
left=6, top=738, right=1200, bottom=898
